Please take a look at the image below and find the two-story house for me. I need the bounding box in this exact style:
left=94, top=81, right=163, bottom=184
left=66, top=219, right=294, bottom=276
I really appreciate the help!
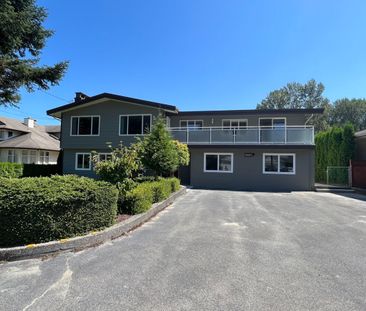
left=47, top=92, right=323, bottom=191
left=0, top=116, right=60, bottom=164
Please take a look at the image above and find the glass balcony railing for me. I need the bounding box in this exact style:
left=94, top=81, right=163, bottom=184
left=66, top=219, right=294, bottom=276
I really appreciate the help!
left=169, top=126, right=314, bottom=145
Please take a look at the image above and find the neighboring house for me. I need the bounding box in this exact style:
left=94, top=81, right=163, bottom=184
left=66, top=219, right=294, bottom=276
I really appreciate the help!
left=354, top=130, right=366, bottom=161
left=0, top=116, right=60, bottom=164
left=47, top=92, right=323, bottom=191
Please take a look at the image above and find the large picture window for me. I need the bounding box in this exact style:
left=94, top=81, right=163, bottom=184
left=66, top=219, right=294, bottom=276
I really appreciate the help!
left=119, top=115, right=151, bottom=135
left=22, top=150, right=36, bottom=164
left=204, top=153, right=233, bottom=173
left=263, top=153, right=295, bottom=174
left=75, top=153, right=91, bottom=170
left=71, top=116, right=100, bottom=136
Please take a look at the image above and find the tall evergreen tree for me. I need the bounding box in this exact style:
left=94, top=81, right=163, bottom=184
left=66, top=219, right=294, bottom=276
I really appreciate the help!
left=140, top=117, right=179, bottom=176
left=0, top=0, right=68, bottom=106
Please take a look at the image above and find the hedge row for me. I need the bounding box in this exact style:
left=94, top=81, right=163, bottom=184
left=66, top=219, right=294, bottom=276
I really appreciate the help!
left=0, top=162, right=60, bottom=178
left=0, top=162, right=23, bottom=178
left=315, top=124, right=355, bottom=182
left=121, top=178, right=180, bottom=215
left=0, top=175, right=118, bottom=247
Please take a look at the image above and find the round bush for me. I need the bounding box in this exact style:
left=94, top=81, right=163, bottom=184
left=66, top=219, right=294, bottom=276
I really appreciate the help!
left=0, top=175, right=118, bottom=247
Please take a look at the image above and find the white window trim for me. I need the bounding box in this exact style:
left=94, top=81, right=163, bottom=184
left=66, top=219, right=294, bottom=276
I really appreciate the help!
left=179, top=120, right=204, bottom=128
left=222, top=119, right=248, bottom=129
left=70, top=115, right=101, bottom=136
left=40, top=151, right=50, bottom=164
left=98, top=153, right=112, bottom=161
left=75, top=153, right=91, bottom=170
left=118, top=114, right=152, bottom=136
left=258, top=117, right=287, bottom=128
left=262, top=153, right=296, bottom=175
left=203, top=153, right=234, bottom=173
left=7, top=149, right=16, bottom=163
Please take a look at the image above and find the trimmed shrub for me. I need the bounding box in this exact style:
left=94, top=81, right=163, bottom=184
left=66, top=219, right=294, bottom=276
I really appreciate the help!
left=22, top=164, right=60, bottom=177
left=149, top=180, right=171, bottom=203
left=0, top=162, right=23, bottom=178
left=167, top=177, right=180, bottom=192
left=120, top=178, right=181, bottom=215
left=0, top=175, right=118, bottom=247
left=123, top=183, right=153, bottom=214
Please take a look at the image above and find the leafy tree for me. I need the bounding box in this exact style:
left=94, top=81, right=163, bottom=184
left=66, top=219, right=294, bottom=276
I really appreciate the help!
left=92, top=142, right=142, bottom=184
left=257, top=79, right=331, bottom=131
left=140, top=117, right=179, bottom=176
left=172, top=140, right=190, bottom=166
left=329, top=98, right=366, bottom=131
left=0, top=0, right=68, bottom=106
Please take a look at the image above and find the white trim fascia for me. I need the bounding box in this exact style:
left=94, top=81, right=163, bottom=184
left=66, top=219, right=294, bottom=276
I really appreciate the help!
left=70, top=115, right=101, bottom=137
left=75, top=152, right=91, bottom=170
left=262, top=153, right=296, bottom=175
left=118, top=114, right=152, bottom=136
left=50, top=97, right=176, bottom=118
left=203, top=152, right=234, bottom=173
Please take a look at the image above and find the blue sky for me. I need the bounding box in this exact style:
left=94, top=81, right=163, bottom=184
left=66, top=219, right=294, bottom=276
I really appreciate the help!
left=2, top=0, right=366, bottom=124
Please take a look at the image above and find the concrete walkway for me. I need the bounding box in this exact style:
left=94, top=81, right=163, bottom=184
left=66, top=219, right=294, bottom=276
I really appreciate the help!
left=1, top=190, right=366, bottom=310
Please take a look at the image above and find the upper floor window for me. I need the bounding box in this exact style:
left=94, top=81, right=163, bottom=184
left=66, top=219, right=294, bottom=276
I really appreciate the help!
left=259, top=118, right=286, bottom=128
left=8, top=131, right=13, bottom=138
left=0, top=130, right=4, bottom=140
left=119, top=115, right=151, bottom=135
left=222, top=119, right=248, bottom=129
left=180, top=120, right=203, bottom=129
left=71, top=116, right=100, bottom=136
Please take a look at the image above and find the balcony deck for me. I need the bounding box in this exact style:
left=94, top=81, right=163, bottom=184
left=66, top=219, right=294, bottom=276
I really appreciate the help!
left=169, top=126, right=314, bottom=145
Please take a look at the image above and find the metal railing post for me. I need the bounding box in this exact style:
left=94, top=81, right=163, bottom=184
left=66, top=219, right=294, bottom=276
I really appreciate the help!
left=209, top=128, right=212, bottom=144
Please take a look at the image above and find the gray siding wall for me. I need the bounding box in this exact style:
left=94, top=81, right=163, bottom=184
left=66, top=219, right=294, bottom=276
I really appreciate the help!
left=61, top=99, right=165, bottom=150
left=169, top=113, right=307, bottom=127
left=190, top=147, right=315, bottom=191
left=355, top=137, right=366, bottom=160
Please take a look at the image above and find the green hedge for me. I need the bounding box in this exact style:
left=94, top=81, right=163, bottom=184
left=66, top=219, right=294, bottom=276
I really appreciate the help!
left=0, top=162, right=23, bottom=178
left=0, top=175, right=118, bottom=247
left=0, top=162, right=60, bottom=178
left=315, top=124, right=355, bottom=182
left=22, top=164, right=61, bottom=177
left=121, top=178, right=180, bottom=215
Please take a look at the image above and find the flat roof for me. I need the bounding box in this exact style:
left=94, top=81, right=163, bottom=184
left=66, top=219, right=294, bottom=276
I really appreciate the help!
left=170, top=108, right=324, bottom=116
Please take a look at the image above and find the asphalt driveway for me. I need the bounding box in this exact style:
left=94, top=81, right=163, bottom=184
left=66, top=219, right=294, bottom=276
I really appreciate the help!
left=1, top=190, right=366, bottom=311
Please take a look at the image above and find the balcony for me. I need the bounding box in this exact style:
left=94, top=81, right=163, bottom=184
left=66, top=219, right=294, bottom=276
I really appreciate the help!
left=169, top=126, right=314, bottom=145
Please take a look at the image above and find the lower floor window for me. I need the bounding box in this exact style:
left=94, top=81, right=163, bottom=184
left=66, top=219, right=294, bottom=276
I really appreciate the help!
left=21, top=150, right=36, bottom=164
left=263, top=153, right=295, bottom=174
left=40, top=151, right=50, bottom=164
left=204, top=153, right=233, bottom=173
left=7, top=150, right=16, bottom=162
left=76, top=153, right=91, bottom=170
left=98, top=153, right=112, bottom=162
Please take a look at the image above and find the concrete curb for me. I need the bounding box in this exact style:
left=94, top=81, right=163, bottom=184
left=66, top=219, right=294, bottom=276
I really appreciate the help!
left=0, top=186, right=187, bottom=262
